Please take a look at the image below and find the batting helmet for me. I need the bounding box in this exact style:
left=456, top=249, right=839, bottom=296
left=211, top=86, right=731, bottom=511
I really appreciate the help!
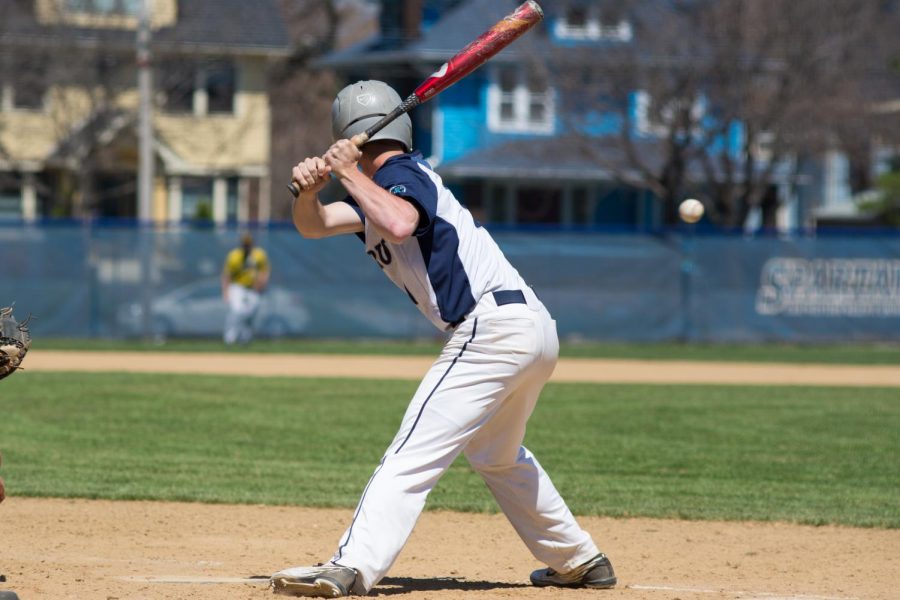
left=331, top=80, right=413, bottom=152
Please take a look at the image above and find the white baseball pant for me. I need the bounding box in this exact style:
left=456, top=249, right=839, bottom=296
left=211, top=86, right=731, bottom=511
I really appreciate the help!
left=329, top=288, right=600, bottom=594
left=224, top=283, right=261, bottom=345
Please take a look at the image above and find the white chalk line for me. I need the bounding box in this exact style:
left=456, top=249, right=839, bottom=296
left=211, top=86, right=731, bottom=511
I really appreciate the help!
left=627, top=583, right=858, bottom=600
left=116, top=575, right=269, bottom=585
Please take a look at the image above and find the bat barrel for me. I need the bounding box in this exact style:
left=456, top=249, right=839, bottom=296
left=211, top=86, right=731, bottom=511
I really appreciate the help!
left=287, top=1, right=544, bottom=199
left=413, top=0, right=544, bottom=102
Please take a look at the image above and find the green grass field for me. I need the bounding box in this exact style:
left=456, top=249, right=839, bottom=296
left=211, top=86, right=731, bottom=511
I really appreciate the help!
left=1, top=372, right=897, bottom=528
left=34, top=337, right=900, bottom=364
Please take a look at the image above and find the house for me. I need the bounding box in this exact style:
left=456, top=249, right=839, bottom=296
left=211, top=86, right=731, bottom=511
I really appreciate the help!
left=318, top=0, right=654, bottom=229
left=0, top=0, right=290, bottom=224
left=317, top=0, right=896, bottom=232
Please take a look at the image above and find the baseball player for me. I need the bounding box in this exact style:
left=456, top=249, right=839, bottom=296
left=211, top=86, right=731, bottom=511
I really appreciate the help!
left=221, top=232, right=270, bottom=345
left=271, top=81, right=615, bottom=597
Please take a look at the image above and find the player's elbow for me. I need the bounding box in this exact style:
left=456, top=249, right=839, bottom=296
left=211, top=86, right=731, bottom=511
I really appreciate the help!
left=381, top=220, right=416, bottom=244
left=293, top=219, right=326, bottom=239
left=381, top=207, right=419, bottom=243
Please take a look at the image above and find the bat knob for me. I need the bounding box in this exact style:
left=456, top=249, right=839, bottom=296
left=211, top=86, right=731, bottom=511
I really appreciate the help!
left=287, top=183, right=300, bottom=198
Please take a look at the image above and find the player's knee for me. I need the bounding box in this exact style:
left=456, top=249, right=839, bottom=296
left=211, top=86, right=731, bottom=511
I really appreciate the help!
left=465, top=453, right=518, bottom=474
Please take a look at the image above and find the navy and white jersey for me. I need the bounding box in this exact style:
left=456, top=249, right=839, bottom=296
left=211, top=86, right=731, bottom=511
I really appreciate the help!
left=341, top=152, right=529, bottom=331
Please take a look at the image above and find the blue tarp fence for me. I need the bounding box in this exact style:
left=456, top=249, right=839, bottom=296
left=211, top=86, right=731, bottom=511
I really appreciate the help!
left=1, top=223, right=899, bottom=343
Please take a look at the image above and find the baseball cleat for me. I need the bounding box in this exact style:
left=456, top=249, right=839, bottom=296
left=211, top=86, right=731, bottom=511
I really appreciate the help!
left=529, top=552, right=617, bottom=589
left=270, top=564, right=357, bottom=597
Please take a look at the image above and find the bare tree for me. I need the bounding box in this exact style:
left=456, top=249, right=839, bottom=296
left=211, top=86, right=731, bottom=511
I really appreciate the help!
left=1, top=1, right=288, bottom=221
left=551, top=0, right=897, bottom=228
left=1, top=1, right=183, bottom=219
left=269, top=0, right=378, bottom=220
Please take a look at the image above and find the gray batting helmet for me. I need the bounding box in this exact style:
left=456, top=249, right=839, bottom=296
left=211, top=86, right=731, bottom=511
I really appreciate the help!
left=331, top=80, right=413, bottom=152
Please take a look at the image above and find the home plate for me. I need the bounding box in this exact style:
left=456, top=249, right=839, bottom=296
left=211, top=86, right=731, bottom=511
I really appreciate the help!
left=117, top=575, right=270, bottom=585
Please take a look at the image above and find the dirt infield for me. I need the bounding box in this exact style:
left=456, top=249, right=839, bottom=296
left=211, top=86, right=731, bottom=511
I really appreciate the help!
left=23, top=350, right=900, bottom=386
left=1, top=499, right=897, bottom=600
left=2, top=352, right=899, bottom=599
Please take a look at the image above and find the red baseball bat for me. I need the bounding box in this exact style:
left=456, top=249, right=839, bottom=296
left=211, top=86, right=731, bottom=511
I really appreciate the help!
left=288, top=0, right=544, bottom=197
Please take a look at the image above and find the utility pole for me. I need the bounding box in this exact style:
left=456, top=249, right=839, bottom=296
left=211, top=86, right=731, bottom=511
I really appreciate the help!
left=137, top=0, right=155, bottom=340
left=137, top=0, right=154, bottom=222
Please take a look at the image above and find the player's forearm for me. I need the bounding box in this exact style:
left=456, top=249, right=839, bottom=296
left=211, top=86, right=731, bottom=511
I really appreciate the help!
left=292, top=192, right=330, bottom=239
left=337, top=170, right=417, bottom=243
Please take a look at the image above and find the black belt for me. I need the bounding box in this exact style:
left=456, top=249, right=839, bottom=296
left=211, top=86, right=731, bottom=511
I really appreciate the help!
left=449, top=289, right=527, bottom=329
left=492, top=289, right=527, bottom=305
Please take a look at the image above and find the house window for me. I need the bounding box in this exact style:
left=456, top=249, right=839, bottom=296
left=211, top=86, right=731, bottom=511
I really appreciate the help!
left=517, top=188, right=561, bottom=224
left=226, top=178, right=239, bottom=222
left=488, top=66, right=554, bottom=134
left=157, top=59, right=194, bottom=113
left=752, top=130, right=775, bottom=163
left=12, top=80, right=46, bottom=110
left=569, top=187, right=592, bottom=224
left=65, top=0, right=141, bottom=16
left=181, top=177, right=214, bottom=221
left=206, top=62, right=236, bottom=114
left=2, top=56, right=48, bottom=111
left=159, top=61, right=236, bottom=116
left=0, top=186, right=20, bottom=220
left=635, top=91, right=704, bottom=137
left=555, top=4, right=633, bottom=42
left=1, top=83, right=45, bottom=112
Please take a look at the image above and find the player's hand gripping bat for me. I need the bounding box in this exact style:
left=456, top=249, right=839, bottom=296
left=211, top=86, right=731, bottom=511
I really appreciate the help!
left=288, top=0, right=544, bottom=197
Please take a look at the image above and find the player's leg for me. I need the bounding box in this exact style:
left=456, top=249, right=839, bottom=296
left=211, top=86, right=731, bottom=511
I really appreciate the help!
left=463, top=308, right=613, bottom=586
left=277, top=314, right=538, bottom=594
left=239, top=288, right=261, bottom=344
left=223, top=283, right=244, bottom=345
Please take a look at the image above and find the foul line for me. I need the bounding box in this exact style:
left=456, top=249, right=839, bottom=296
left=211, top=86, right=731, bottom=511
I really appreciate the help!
left=116, top=575, right=269, bottom=585
left=628, top=583, right=858, bottom=600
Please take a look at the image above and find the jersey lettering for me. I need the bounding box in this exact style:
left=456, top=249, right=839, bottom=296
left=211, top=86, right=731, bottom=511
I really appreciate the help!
left=367, top=239, right=392, bottom=269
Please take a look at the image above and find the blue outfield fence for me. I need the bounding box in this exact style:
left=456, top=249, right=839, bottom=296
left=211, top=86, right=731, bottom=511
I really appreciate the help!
left=1, top=222, right=899, bottom=343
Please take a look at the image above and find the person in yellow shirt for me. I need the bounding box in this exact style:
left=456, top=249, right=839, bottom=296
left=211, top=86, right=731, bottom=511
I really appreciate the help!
left=221, top=232, right=271, bottom=345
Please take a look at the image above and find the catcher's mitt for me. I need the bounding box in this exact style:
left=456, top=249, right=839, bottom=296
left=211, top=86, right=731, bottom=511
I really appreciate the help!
left=0, top=305, right=31, bottom=381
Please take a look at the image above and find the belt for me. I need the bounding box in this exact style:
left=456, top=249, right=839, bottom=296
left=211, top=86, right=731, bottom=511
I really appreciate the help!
left=449, top=289, right=527, bottom=329
left=492, top=289, right=527, bottom=306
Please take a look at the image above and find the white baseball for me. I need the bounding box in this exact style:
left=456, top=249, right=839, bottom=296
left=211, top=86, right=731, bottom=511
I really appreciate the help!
left=679, top=198, right=704, bottom=223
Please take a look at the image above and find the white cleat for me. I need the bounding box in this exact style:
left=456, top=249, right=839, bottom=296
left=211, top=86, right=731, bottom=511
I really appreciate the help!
left=270, top=564, right=357, bottom=597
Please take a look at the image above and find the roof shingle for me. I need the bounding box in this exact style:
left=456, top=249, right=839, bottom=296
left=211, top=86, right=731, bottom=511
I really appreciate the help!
left=0, top=0, right=290, bottom=56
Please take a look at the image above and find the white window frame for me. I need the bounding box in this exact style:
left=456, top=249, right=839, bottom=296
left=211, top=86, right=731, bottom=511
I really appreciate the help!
left=635, top=90, right=704, bottom=137
left=752, top=130, right=776, bottom=163
left=554, top=5, right=633, bottom=42
left=64, top=0, right=142, bottom=17
left=0, top=84, right=12, bottom=112
left=0, top=82, right=46, bottom=113
left=487, top=66, right=554, bottom=134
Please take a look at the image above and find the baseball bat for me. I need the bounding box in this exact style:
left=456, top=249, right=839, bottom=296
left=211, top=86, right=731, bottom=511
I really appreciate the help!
left=288, top=0, right=544, bottom=197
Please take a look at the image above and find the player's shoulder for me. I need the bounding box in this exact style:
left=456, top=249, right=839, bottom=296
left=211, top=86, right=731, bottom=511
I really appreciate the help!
left=376, top=152, right=433, bottom=179
left=225, top=247, right=242, bottom=262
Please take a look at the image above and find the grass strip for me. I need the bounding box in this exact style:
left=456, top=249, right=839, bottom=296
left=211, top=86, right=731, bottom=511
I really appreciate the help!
left=0, top=372, right=896, bottom=527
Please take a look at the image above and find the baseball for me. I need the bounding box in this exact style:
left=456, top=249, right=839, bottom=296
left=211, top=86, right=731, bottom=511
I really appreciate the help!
left=679, top=198, right=704, bottom=223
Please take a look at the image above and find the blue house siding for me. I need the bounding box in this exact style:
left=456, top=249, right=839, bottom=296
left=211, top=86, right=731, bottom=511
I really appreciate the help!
left=438, top=76, right=486, bottom=161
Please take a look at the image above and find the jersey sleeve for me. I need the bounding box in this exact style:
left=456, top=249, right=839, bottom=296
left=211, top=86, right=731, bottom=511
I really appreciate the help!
left=224, top=249, right=240, bottom=275
left=255, top=248, right=270, bottom=272
left=339, top=196, right=367, bottom=243
left=373, top=158, right=437, bottom=237
left=339, top=196, right=366, bottom=223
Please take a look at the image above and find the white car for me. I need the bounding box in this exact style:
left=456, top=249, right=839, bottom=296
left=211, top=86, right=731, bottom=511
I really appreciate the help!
left=118, top=279, right=310, bottom=339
